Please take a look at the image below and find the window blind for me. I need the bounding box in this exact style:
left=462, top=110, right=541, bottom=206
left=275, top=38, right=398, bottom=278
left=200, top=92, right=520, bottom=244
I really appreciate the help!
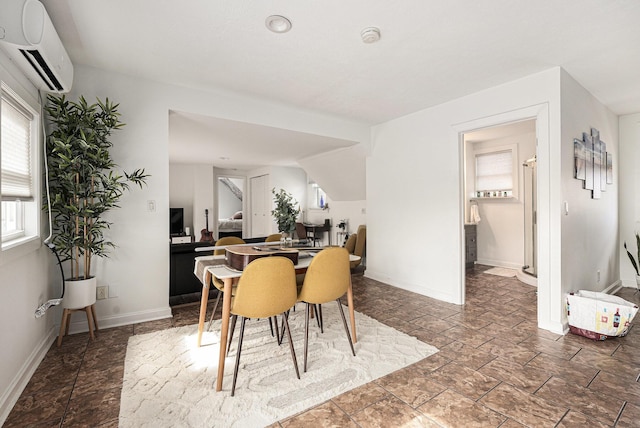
left=1, top=90, right=34, bottom=201
left=475, top=150, right=512, bottom=191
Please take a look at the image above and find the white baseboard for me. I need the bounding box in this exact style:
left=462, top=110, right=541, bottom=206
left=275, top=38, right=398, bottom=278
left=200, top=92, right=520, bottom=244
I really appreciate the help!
left=475, top=258, right=522, bottom=270
left=66, top=306, right=173, bottom=334
left=0, top=326, right=57, bottom=427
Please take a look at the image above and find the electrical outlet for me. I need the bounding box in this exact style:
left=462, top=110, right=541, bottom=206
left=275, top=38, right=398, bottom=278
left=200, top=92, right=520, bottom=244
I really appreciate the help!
left=96, top=286, right=108, bottom=300
left=597, top=270, right=601, bottom=283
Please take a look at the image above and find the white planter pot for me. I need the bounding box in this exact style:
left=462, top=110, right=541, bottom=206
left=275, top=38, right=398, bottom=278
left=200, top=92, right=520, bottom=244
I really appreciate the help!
left=63, top=276, right=97, bottom=309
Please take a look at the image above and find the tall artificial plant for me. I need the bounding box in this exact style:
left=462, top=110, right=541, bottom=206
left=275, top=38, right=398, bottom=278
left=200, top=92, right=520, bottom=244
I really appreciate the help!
left=45, top=95, right=148, bottom=280
left=271, top=188, right=299, bottom=234
left=624, top=232, right=640, bottom=276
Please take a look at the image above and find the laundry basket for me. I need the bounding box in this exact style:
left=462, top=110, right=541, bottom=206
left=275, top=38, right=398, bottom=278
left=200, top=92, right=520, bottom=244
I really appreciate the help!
left=566, top=290, right=638, bottom=340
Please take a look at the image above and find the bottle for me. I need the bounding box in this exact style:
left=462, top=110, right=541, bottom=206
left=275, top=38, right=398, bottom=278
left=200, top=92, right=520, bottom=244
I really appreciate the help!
left=613, top=308, right=620, bottom=328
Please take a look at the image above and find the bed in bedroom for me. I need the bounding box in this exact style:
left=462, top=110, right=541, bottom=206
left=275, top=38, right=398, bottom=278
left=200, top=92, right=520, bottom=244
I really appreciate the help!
left=218, top=211, right=243, bottom=238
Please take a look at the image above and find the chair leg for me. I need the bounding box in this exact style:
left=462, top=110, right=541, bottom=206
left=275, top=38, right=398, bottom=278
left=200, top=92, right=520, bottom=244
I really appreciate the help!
left=207, top=290, right=222, bottom=331
left=269, top=317, right=274, bottom=337
left=313, top=305, right=321, bottom=329
left=231, top=317, right=247, bottom=396
left=273, top=316, right=280, bottom=342
left=227, top=315, right=238, bottom=356
left=281, top=312, right=300, bottom=379
left=304, top=303, right=311, bottom=372
left=278, top=310, right=289, bottom=345
left=318, top=304, right=323, bottom=333
left=336, top=299, right=356, bottom=356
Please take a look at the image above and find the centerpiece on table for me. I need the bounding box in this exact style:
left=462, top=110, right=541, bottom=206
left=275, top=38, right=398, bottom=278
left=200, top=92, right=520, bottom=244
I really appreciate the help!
left=271, top=188, right=299, bottom=246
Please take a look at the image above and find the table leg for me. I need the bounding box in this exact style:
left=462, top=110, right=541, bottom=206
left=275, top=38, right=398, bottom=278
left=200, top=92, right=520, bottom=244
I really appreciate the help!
left=347, top=277, right=357, bottom=343
left=197, top=272, right=211, bottom=348
left=216, top=278, right=233, bottom=391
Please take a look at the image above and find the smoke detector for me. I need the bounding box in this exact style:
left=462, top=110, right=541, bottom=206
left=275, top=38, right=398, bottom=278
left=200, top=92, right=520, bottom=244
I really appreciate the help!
left=361, top=27, right=381, bottom=44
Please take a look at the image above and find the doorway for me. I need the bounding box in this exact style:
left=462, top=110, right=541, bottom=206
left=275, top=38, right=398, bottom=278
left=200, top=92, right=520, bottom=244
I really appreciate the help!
left=216, top=175, right=245, bottom=239
left=461, top=117, right=538, bottom=297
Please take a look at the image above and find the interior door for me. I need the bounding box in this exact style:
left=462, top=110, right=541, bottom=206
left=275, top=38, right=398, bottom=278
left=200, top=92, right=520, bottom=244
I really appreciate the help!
left=250, top=174, right=270, bottom=237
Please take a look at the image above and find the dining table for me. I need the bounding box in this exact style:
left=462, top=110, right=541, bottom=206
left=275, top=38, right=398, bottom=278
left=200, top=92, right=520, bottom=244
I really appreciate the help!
left=193, top=247, right=360, bottom=392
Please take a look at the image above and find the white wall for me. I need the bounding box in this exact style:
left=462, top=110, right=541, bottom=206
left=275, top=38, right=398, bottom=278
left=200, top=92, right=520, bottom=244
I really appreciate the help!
left=0, top=51, right=57, bottom=423
left=559, top=69, right=619, bottom=312
left=169, top=163, right=196, bottom=234
left=619, top=112, right=640, bottom=287
left=67, top=64, right=370, bottom=329
left=368, top=69, right=560, bottom=310
left=468, top=132, right=536, bottom=268
left=367, top=68, right=619, bottom=334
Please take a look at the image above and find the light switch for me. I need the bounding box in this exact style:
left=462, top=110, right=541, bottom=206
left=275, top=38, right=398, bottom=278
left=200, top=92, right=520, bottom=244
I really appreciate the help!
left=147, top=200, right=156, bottom=212
left=563, top=201, right=569, bottom=215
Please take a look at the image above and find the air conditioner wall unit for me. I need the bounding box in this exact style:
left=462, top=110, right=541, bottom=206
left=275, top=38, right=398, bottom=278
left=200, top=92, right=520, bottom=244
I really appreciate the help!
left=0, top=0, right=73, bottom=93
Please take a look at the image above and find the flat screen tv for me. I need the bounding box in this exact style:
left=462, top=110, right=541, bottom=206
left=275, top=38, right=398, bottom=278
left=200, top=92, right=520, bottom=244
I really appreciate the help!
left=170, top=208, right=184, bottom=236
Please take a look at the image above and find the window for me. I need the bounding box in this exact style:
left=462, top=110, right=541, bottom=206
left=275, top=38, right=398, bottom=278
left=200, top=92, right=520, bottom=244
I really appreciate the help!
left=309, top=182, right=327, bottom=209
left=474, top=145, right=518, bottom=198
left=1, top=83, right=39, bottom=248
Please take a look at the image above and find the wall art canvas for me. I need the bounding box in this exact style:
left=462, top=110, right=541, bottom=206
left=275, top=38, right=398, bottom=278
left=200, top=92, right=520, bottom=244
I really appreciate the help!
left=574, top=127, right=612, bottom=199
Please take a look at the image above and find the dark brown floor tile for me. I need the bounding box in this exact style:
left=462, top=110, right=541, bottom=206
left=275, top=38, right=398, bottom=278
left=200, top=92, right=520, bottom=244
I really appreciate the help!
left=617, top=402, right=640, bottom=428
left=409, top=328, right=456, bottom=348
left=331, top=383, right=389, bottom=415
left=556, top=410, right=610, bottom=428
left=498, top=419, right=527, bottom=427
left=571, top=348, right=639, bottom=379
left=4, top=384, right=72, bottom=427
left=81, top=343, right=127, bottom=371
left=438, top=340, right=497, bottom=370
left=525, top=353, right=598, bottom=387
left=427, top=361, right=500, bottom=400
left=409, top=353, right=451, bottom=374
left=351, top=396, right=439, bottom=427
left=535, top=376, right=623, bottom=425
left=477, top=338, right=539, bottom=365
left=441, top=325, right=493, bottom=348
left=480, top=322, right=533, bottom=344
left=587, top=370, right=640, bottom=403
left=21, top=351, right=83, bottom=396
left=479, top=383, right=567, bottom=427
left=410, top=314, right=459, bottom=332
left=375, top=366, right=446, bottom=407
left=518, top=335, right=581, bottom=360
left=72, top=364, right=124, bottom=395
left=133, top=317, right=174, bottom=335
left=280, top=401, right=357, bottom=428
left=559, top=332, right=622, bottom=355
left=478, top=357, right=551, bottom=393
left=417, top=389, right=506, bottom=427
left=62, top=387, right=121, bottom=427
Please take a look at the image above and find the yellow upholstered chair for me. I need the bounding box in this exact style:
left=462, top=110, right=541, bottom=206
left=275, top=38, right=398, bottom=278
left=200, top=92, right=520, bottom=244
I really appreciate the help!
left=297, top=247, right=355, bottom=372
left=207, top=236, right=246, bottom=329
left=265, top=233, right=282, bottom=242
left=346, top=225, right=366, bottom=269
left=213, top=236, right=245, bottom=255
left=228, top=256, right=300, bottom=395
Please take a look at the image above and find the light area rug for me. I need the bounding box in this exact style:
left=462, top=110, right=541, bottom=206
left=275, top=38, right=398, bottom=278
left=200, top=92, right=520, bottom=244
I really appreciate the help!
left=483, top=267, right=517, bottom=277
left=119, top=304, right=438, bottom=427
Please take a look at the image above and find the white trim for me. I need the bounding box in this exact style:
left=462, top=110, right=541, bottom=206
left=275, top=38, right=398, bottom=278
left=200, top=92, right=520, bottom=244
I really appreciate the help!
left=64, top=306, right=173, bottom=335
left=0, top=326, right=57, bottom=426
left=455, top=103, right=554, bottom=333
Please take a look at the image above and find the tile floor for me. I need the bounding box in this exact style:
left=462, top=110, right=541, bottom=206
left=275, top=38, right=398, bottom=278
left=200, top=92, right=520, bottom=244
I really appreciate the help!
left=5, top=265, right=640, bottom=427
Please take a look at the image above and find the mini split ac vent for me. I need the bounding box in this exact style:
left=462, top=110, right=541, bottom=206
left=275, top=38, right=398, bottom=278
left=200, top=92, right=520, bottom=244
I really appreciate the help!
left=0, top=0, right=73, bottom=93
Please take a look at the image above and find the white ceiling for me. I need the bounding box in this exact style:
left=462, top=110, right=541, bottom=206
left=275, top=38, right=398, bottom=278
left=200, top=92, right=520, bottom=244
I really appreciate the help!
left=42, top=0, right=640, bottom=166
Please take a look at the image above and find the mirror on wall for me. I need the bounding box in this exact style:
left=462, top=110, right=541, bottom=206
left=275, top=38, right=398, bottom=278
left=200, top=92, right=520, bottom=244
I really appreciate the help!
left=217, top=176, right=245, bottom=239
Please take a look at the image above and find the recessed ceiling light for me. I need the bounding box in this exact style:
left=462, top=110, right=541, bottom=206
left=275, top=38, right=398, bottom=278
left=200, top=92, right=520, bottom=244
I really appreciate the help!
left=265, top=15, right=292, bottom=33
left=361, top=27, right=381, bottom=44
